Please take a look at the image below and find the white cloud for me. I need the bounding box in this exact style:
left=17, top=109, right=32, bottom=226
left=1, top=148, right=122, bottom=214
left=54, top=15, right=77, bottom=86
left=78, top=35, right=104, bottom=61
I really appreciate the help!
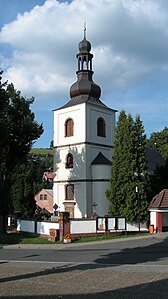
left=0, top=0, right=168, bottom=143
left=1, top=0, right=168, bottom=96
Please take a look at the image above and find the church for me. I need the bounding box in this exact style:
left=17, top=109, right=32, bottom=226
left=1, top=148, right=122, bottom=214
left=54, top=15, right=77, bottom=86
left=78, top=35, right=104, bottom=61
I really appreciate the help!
left=53, top=31, right=116, bottom=218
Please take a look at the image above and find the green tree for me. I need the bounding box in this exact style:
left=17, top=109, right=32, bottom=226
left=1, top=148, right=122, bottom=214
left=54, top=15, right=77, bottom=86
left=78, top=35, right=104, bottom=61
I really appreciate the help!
left=10, top=156, right=53, bottom=219
left=147, top=127, right=168, bottom=160
left=0, top=74, right=43, bottom=235
left=30, top=155, right=53, bottom=194
left=10, top=162, right=36, bottom=218
left=133, top=115, right=149, bottom=221
left=106, top=111, right=149, bottom=222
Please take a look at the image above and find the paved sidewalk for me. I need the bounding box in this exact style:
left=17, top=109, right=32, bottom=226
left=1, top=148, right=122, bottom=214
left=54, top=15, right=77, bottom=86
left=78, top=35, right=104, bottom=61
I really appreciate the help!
left=1, top=232, right=167, bottom=250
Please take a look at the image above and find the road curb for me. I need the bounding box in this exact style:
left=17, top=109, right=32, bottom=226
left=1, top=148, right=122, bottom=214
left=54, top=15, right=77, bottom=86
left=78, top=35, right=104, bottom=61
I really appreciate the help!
left=0, top=233, right=163, bottom=250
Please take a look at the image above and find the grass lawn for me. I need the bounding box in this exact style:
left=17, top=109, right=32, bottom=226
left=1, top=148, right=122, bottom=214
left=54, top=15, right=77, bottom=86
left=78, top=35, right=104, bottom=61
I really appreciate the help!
left=0, top=231, right=149, bottom=245
left=74, top=232, right=149, bottom=243
left=30, top=148, right=53, bottom=156
left=0, top=232, right=57, bottom=245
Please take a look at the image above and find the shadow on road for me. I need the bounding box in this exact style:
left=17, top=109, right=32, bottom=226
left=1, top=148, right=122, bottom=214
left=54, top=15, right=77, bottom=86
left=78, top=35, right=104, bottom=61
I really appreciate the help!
left=0, top=235, right=168, bottom=298
left=94, top=235, right=168, bottom=265
left=0, top=235, right=168, bottom=282
left=0, top=276, right=168, bottom=298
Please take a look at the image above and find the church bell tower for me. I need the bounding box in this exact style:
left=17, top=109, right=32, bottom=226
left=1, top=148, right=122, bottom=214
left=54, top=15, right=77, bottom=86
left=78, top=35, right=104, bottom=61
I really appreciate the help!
left=53, top=30, right=116, bottom=218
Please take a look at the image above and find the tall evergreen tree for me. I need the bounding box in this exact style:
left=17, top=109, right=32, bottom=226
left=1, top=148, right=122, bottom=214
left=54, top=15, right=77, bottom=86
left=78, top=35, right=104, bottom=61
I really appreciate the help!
left=132, top=115, right=149, bottom=222
left=106, top=111, right=134, bottom=216
left=106, top=111, right=149, bottom=223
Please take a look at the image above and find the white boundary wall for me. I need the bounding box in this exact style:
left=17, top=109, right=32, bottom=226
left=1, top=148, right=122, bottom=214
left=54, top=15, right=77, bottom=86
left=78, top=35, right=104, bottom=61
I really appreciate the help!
left=70, top=219, right=148, bottom=234
left=17, top=219, right=59, bottom=235
left=17, top=219, right=35, bottom=233
left=126, top=222, right=148, bottom=232
left=37, top=221, right=59, bottom=235
left=70, top=219, right=96, bottom=234
left=17, top=219, right=148, bottom=236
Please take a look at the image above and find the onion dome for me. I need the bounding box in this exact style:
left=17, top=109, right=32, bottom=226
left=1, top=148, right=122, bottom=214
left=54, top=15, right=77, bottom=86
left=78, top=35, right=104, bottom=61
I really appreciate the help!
left=70, top=71, right=101, bottom=100
left=56, top=29, right=110, bottom=110
left=78, top=37, right=91, bottom=53
left=69, top=29, right=101, bottom=102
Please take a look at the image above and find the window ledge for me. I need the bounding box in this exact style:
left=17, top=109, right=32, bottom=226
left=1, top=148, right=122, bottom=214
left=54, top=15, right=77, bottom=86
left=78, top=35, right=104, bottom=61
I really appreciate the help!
left=63, top=200, right=76, bottom=204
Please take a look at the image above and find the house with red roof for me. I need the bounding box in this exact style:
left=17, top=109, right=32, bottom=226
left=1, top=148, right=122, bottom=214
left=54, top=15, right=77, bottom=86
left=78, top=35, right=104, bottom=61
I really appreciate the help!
left=34, top=189, right=53, bottom=215
left=149, top=189, right=168, bottom=233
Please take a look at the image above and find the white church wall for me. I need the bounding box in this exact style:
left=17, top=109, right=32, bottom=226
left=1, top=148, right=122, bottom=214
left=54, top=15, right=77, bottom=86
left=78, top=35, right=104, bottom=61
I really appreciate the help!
left=74, top=182, right=87, bottom=218
left=86, top=104, right=115, bottom=145
left=54, top=145, right=86, bottom=180
left=84, top=145, right=113, bottom=182
left=92, top=181, right=110, bottom=216
left=92, top=161, right=112, bottom=216
left=74, top=182, right=93, bottom=218
left=53, top=104, right=86, bottom=147
left=91, top=165, right=111, bottom=216
left=92, top=164, right=111, bottom=180
left=86, top=182, right=93, bottom=217
left=53, top=135, right=88, bottom=217
left=53, top=183, right=65, bottom=212
left=53, top=181, right=89, bottom=218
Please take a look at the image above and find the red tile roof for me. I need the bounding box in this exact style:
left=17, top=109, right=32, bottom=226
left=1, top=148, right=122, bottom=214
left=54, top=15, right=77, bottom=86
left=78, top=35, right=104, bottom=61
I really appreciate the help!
left=149, top=189, right=168, bottom=209
left=43, top=172, right=54, bottom=179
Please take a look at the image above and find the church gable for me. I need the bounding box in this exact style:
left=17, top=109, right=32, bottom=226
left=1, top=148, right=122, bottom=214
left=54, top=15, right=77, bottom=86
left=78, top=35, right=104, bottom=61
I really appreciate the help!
left=91, top=152, right=112, bottom=166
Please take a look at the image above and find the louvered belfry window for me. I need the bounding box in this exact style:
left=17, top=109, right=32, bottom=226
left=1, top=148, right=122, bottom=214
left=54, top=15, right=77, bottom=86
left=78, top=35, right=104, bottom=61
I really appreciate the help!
left=97, top=117, right=106, bottom=137
left=65, top=118, right=74, bottom=137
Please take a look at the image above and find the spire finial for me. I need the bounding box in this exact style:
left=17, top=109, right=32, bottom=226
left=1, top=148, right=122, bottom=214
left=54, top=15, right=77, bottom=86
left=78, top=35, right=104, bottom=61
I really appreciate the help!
left=84, top=22, right=86, bottom=39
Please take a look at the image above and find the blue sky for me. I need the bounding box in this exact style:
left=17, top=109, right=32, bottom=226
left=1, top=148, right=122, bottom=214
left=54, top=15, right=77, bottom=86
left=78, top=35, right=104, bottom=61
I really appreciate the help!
left=0, top=0, right=167, bottom=148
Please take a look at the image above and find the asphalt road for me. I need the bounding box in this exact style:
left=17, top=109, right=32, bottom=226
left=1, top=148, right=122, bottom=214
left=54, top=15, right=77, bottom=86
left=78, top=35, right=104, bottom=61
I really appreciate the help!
left=0, top=234, right=168, bottom=298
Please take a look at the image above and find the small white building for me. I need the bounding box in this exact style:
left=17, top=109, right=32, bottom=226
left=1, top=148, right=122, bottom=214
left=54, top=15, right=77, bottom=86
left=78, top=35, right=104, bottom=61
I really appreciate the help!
left=53, top=33, right=116, bottom=218
left=149, top=189, right=168, bottom=233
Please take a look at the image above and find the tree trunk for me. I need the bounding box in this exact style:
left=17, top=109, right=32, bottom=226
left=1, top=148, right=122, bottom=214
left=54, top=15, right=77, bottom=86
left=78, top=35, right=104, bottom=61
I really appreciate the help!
left=0, top=215, right=7, bottom=236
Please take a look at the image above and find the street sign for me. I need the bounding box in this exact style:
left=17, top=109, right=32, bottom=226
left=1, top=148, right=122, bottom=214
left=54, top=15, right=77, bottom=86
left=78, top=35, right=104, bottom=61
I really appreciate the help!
left=53, top=203, right=58, bottom=210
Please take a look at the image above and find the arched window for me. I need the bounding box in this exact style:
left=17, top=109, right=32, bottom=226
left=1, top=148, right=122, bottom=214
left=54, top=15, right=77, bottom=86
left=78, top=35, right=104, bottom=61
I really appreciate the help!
left=66, top=153, right=73, bottom=168
left=65, top=118, right=74, bottom=137
left=65, top=184, right=74, bottom=200
left=97, top=117, right=106, bottom=137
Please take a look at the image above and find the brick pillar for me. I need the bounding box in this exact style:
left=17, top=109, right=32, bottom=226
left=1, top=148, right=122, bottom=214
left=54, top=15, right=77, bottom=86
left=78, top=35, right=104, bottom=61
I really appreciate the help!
left=156, top=212, right=162, bottom=233
left=59, top=212, right=70, bottom=241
